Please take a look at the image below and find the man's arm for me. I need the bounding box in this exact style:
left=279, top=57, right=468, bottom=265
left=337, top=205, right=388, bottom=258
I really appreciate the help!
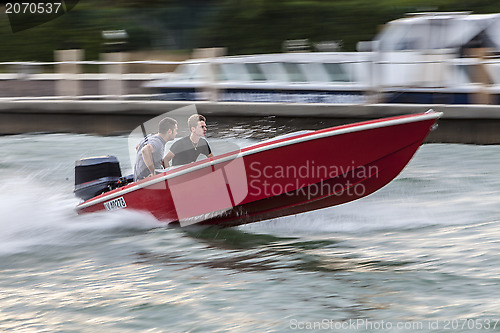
left=206, top=141, right=213, bottom=158
left=163, top=150, right=175, bottom=168
left=141, top=144, right=156, bottom=177
left=199, top=142, right=213, bottom=160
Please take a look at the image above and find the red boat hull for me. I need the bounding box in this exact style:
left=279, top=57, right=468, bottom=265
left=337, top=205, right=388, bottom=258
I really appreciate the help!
left=76, top=111, right=441, bottom=228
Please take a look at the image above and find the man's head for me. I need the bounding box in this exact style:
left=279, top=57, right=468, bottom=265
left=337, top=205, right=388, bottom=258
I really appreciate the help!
left=188, top=114, right=207, bottom=137
left=159, top=117, right=178, bottom=141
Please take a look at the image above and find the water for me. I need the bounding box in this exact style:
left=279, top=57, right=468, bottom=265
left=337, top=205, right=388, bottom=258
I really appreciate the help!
left=1, top=125, right=500, bottom=332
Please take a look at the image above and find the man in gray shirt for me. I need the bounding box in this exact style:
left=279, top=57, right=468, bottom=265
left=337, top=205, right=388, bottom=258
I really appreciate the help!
left=134, top=117, right=178, bottom=181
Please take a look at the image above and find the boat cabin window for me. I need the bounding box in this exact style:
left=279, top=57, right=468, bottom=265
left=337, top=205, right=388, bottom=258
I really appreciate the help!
left=300, top=62, right=339, bottom=83
left=323, top=63, right=351, bottom=82
left=219, top=63, right=249, bottom=81
left=245, top=63, right=267, bottom=81
left=175, top=63, right=203, bottom=81
left=377, top=21, right=416, bottom=51
left=216, top=64, right=227, bottom=81
left=377, top=18, right=457, bottom=51
left=259, top=62, right=289, bottom=82
left=456, top=64, right=474, bottom=84
left=283, top=62, right=307, bottom=82
left=456, top=62, right=494, bottom=85
left=487, top=63, right=500, bottom=84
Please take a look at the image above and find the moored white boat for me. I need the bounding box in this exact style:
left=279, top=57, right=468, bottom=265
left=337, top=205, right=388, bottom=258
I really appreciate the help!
left=145, top=12, right=500, bottom=105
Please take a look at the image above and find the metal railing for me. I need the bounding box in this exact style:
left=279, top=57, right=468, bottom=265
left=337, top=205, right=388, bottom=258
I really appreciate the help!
left=0, top=59, right=186, bottom=99
left=1, top=55, right=500, bottom=101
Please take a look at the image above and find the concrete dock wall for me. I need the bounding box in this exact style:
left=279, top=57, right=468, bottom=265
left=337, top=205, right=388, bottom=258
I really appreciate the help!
left=0, top=100, right=499, bottom=144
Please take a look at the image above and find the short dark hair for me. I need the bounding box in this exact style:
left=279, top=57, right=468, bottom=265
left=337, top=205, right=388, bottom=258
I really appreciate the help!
left=158, top=117, right=177, bottom=134
left=188, top=114, right=206, bottom=131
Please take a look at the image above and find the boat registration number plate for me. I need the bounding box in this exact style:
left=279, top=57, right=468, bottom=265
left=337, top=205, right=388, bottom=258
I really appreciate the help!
left=104, top=197, right=127, bottom=211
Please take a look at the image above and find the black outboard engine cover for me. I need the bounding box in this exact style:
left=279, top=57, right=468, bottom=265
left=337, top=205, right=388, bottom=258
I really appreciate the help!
left=74, top=156, right=122, bottom=201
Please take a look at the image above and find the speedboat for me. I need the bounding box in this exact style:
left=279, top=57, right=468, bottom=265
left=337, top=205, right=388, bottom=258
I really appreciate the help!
left=75, top=110, right=442, bottom=228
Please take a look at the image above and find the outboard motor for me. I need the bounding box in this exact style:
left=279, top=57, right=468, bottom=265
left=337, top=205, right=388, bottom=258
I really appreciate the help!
left=74, top=156, right=122, bottom=201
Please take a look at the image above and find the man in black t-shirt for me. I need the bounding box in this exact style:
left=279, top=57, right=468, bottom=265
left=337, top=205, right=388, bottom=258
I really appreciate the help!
left=163, top=114, right=213, bottom=167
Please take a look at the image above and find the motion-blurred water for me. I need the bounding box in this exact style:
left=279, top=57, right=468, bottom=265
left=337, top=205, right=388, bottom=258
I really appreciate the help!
left=1, top=125, right=499, bottom=332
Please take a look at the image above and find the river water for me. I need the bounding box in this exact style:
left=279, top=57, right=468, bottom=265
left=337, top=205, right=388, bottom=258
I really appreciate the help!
left=0, top=118, right=499, bottom=332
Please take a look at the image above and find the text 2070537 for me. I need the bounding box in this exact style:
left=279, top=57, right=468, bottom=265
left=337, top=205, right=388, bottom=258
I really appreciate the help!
left=5, top=2, right=62, bottom=15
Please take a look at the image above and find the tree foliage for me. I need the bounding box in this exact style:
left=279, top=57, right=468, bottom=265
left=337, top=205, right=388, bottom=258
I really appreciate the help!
left=1, top=0, right=500, bottom=61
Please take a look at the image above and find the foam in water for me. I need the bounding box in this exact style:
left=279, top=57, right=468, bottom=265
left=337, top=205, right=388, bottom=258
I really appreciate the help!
left=0, top=176, right=160, bottom=255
